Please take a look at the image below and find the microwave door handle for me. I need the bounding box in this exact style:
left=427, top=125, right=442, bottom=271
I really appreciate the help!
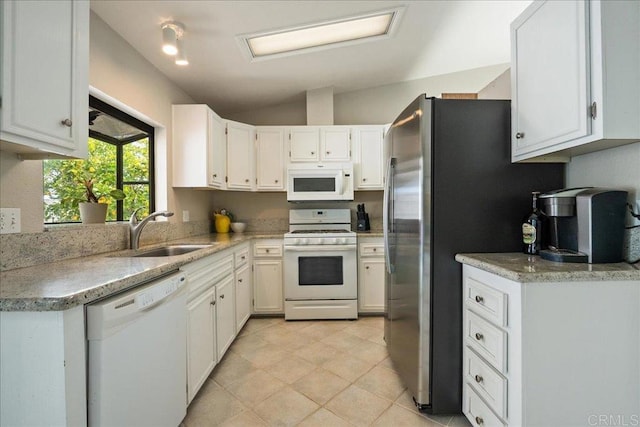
left=383, top=157, right=395, bottom=274
left=337, top=173, right=344, bottom=195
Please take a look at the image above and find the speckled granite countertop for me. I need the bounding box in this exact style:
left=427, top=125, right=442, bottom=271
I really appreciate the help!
left=0, top=232, right=284, bottom=312
left=455, top=252, right=640, bottom=283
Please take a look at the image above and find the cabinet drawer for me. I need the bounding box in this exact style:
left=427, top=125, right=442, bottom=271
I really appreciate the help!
left=359, top=243, right=384, bottom=256
left=465, top=277, right=507, bottom=327
left=186, top=254, right=234, bottom=300
left=464, top=384, right=506, bottom=427
left=465, top=311, right=507, bottom=373
left=235, top=245, right=250, bottom=268
left=464, top=348, right=507, bottom=418
left=253, top=242, right=282, bottom=257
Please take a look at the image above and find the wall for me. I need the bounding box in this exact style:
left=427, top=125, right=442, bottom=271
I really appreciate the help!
left=226, top=63, right=510, bottom=125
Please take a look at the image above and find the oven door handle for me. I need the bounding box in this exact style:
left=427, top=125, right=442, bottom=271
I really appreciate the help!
left=284, top=245, right=356, bottom=252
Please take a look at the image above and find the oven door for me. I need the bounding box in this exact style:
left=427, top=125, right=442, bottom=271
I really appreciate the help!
left=284, top=244, right=357, bottom=300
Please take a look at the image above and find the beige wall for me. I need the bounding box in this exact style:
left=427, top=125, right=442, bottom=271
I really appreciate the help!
left=226, top=63, right=511, bottom=126
left=566, top=142, right=640, bottom=227
left=0, top=152, right=45, bottom=233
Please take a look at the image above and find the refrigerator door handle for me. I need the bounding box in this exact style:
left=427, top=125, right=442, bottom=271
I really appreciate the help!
left=383, top=157, right=395, bottom=274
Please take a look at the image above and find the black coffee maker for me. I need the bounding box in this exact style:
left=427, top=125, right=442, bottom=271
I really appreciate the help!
left=538, top=188, right=628, bottom=263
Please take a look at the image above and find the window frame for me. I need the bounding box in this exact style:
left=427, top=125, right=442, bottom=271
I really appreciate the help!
left=88, top=95, right=155, bottom=220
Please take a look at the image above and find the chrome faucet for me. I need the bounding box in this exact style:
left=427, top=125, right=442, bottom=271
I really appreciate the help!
left=129, top=208, right=174, bottom=250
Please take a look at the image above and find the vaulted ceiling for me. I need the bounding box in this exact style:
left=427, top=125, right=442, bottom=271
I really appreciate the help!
left=90, top=0, right=531, bottom=115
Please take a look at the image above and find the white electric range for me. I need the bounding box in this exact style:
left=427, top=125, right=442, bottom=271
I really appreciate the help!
left=283, top=209, right=358, bottom=320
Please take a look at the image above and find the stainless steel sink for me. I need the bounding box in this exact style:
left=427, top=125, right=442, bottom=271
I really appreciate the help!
left=130, top=244, right=213, bottom=257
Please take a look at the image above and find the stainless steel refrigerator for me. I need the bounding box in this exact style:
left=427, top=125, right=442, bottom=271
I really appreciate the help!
left=383, top=95, right=564, bottom=414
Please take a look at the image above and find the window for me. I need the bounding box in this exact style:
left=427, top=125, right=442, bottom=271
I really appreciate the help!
left=43, top=96, right=155, bottom=223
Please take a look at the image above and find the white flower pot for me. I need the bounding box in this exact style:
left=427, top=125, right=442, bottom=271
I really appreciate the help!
left=79, top=202, right=108, bottom=224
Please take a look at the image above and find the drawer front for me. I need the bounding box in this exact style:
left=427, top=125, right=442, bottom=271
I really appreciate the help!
left=235, top=246, right=250, bottom=268
left=466, top=277, right=507, bottom=327
left=465, top=310, right=507, bottom=373
left=464, top=348, right=507, bottom=417
left=464, top=384, right=506, bottom=427
left=359, top=243, right=384, bottom=256
left=253, top=243, right=282, bottom=257
left=187, top=254, right=234, bottom=300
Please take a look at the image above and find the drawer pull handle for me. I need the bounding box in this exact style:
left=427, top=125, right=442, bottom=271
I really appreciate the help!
left=475, top=295, right=484, bottom=304
left=474, top=374, right=483, bottom=383
left=475, top=416, right=484, bottom=425
left=475, top=332, right=484, bottom=341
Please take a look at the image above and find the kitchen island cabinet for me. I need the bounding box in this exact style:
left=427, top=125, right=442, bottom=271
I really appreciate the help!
left=456, top=253, right=640, bottom=427
left=511, top=0, right=640, bottom=162
left=0, top=0, right=89, bottom=158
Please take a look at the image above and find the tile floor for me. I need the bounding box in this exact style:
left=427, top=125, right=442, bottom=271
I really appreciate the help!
left=182, top=316, right=472, bottom=427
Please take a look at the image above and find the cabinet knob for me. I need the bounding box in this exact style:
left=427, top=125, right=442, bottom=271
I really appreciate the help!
left=515, top=132, right=525, bottom=139
left=372, top=248, right=376, bottom=252
left=220, top=294, right=225, bottom=299
left=60, top=119, right=73, bottom=127
left=363, top=178, right=367, bottom=182
left=213, top=173, right=217, bottom=178
left=475, top=295, right=484, bottom=304
left=475, top=332, right=484, bottom=341
left=475, top=416, right=484, bottom=425
left=266, top=249, right=270, bottom=253
left=310, top=151, right=315, bottom=155
left=366, top=266, right=370, bottom=269
left=210, top=301, right=216, bottom=306
left=238, top=279, right=243, bottom=283
left=275, top=180, right=278, bottom=183
left=245, top=179, right=250, bottom=183
left=474, top=374, right=483, bottom=383
left=326, top=151, right=331, bottom=155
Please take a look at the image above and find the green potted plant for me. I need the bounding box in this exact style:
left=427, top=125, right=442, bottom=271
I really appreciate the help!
left=78, top=177, right=126, bottom=223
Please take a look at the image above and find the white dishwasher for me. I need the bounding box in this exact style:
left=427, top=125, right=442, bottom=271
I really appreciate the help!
left=86, top=271, right=187, bottom=427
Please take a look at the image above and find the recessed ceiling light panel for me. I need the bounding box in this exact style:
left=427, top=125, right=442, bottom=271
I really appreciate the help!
left=237, top=7, right=404, bottom=61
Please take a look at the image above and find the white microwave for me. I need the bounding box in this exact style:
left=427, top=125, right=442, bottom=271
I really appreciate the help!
left=287, top=163, right=354, bottom=201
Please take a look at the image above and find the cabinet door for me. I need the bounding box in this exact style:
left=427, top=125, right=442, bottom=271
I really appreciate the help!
left=226, top=120, right=255, bottom=190
left=216, top=275, right=236, bottom=360
left=511, top=0, right=590, bottom=159
left=187, top=286, right=216, bottom=403
left=256, top=127, right=285, bottom=190
left=358, top=257, right=385, bottom=313
left=209, top=110, right=227, bottom=188
left=0, top=0, right=89, bottom=158
left=320, top=127, right=351, bottom=161
left=354, top=126, right=385, bottom=190
left=289, top=127, right=320, bottom=162
left=253, top=259, right=283, bottom=313
left=235, top=264, right=252, bottom=331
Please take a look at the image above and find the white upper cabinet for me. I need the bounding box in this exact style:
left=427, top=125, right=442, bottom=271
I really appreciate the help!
left=172, top=104, right=226, bottom=189
left=0, top=0, right=89, bottom=158
left=288, top=126, right=351, bottom=162
left=255, top=127, right=285, bottom=191
left=225, top=120, right=255, bottom=191
left=511, top=0, right=640, bottom=162
left=353, top=126, right=386, bottom=190
left=320, top=126, right=351, bottom=161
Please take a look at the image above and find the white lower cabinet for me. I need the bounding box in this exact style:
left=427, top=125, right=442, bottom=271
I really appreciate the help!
left=252, top=240, right=284, bottom=314
left=358, top=237, right=385, bottom=313
left=215, top=275, right=236, bottom=361
left=182, top=251, right=234, bottom=403
left=234, top=242, right=252, bottom=331
left=461, top=264, right=640, bottom=426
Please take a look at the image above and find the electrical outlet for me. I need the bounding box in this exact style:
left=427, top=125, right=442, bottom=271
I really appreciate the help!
left=182, top=210, right=190, bottom=222
left=0, top=208, right=21, bottom=234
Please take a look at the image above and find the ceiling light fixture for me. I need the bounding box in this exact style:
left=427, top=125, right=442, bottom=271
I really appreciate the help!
left=175, top=39, right=189, bottom=66
left=161, top=21, right=185, bottom=56
left=238, top=7, right=404, bottom=61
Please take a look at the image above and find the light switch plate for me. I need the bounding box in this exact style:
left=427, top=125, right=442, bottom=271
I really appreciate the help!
left=182, top=210, right=190, bottom=222
left=0, top=208, right=21, bottom=234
